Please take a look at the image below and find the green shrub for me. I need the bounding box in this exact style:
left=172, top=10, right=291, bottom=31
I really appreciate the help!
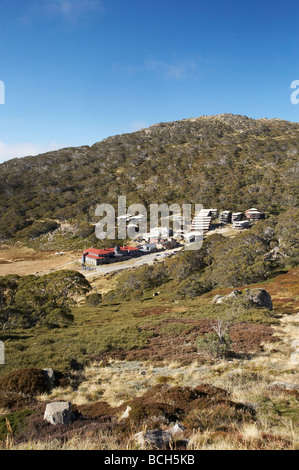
left=196, top=332, right=233, bottom=359
left=0, top=270, right=91, bottom=330
left=74, top=223, right=95, bottom=239
left=156, top=375, right=172, bottom=384
left=160, top=323, right=190, bottom=337
left=44, top=308, right=74, bottom=328
left=178, top=279, right=210, bottom=298
left=0, top=409, right=34, bottom=441
left=16, top=221, right=59, bottom=239
left=86, top=293, right=102, bottom=306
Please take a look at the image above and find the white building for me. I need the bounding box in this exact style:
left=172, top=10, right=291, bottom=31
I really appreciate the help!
left=232, top=212, right=243, bottom=223
left=219, top=210, right=232, bottom=224
left=233, top=220, right=250, bottom=230
left=150, top=227, right=171, bottom=238
left=142, top=227, right=171, bottom=240
left=184, top=231, right=203, bottom=243
left=191, top=209, right=213, bottom=233
left=139, top=243, right=157, bottom=252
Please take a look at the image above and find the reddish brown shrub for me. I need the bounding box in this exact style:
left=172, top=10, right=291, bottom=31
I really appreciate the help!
left=193, top=384, right=230, bottom=400
left=0, top=369, right=50, bottom=397
left=10, top=403, right=118, bottom=446
left=0, top=391, right=34, bottom=411
left=183, top=399, right=255, bottom=432
left=120, top=383, right=255, bottom=433
left=123, top=400, right=182, bottom=425
left=73, top=401, right=115, bottom=421
left=140, top=384, right=199, bottom=409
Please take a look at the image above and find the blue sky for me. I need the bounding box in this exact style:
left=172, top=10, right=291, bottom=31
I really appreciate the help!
left=0, top=0, right=298, bottom=162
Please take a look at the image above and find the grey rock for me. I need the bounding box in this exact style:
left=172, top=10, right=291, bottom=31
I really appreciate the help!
left=269, top=381, right=299, bottom=391
left=244, top=288, right=273, bottom=310
left=226, top=290, right=242, bottom=300
left=212, top=295, right=224, bottom=304
left=290, top=351, right=299, bottom=366
left=44, top=402, right=72, bottom=426
left=120, top=405, right=131, bottom=420
left=43, top=368, right=55, bottom=388
left=169, top=423, right=186, bottom=435
left=213, top=288, right=273, bottom=311
left=212, top=290, right=242, bottom=305
left=135, top=430, right=172, bottom=449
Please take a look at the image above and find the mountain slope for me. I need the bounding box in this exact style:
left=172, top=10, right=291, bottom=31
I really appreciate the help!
left=0, top=113, right=298, bottom=239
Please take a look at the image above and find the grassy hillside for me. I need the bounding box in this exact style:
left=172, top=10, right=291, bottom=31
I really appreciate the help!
left=0, top=267, right=298, bottom=450
left=0, top=113, right=298, bottom=240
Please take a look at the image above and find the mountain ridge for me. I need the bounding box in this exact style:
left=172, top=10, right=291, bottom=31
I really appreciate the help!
left=0, top=113, right=298, bottom=240
left=1, top=113, right=298, bottom=167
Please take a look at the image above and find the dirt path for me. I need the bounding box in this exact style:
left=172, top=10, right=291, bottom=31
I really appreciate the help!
left=83, top=247, right=181, bottom=278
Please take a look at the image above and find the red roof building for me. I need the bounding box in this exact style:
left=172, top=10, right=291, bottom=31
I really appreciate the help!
left=82, top=245, right=141, bottom=266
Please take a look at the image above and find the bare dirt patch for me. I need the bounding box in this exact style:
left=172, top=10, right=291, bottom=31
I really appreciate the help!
left=0, top=245, right=81, bottom=276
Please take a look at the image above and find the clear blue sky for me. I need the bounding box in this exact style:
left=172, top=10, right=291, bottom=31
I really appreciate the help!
left=0, top=0, right=298, bottom=162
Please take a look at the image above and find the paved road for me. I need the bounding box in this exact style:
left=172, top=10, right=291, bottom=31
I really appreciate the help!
left=83, top=248, right=181, bottom=278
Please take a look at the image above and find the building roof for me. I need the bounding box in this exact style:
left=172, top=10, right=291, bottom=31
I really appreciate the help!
left=245, top=208, right=263, bottom=217
left=185, top=230, right=203, bottom=236
left=246, top=208, right=260, bottom=213
left=233, top=220, right=249, bottom=226
left=83, top=247, right=113, bottom=256
left=121, top=246, right=140, bottom=251
left=85, top=254, right=105, bottom=260
left=83, top=246, right=140, bottom=256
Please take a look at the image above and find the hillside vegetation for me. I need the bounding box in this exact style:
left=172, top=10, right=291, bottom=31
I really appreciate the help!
left=0, top=114, right=298, bottom=240
left=0, top=114, right=298, bottom=450
left=106, top=212, right=299, bottom=300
